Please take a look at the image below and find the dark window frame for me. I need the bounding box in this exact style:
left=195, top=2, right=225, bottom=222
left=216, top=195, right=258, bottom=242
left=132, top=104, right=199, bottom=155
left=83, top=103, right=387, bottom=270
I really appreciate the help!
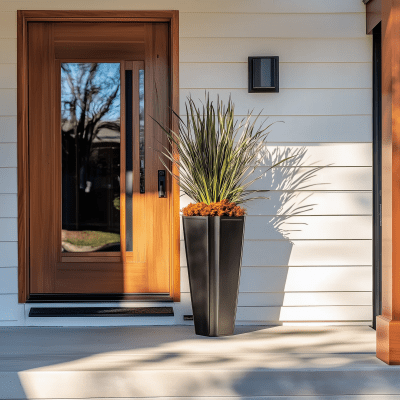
left=372, top=22, right=382, bottom=329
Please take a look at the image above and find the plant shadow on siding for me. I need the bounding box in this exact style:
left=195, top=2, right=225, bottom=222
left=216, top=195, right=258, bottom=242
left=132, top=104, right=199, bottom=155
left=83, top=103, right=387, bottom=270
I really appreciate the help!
left=239, top=145, right=328, bottom=324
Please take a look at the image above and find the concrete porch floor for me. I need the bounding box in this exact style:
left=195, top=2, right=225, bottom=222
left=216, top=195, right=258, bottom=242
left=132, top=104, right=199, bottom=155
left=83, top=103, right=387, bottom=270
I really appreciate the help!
left=1, top=325, right=399, bottom=399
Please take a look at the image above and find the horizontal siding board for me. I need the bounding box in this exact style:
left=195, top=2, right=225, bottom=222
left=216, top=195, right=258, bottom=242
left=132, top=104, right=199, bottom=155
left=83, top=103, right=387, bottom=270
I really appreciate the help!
left=0, top=117, right=17, bottom=142
left=240, top=266, right=372, bottom=292
left=0, top=168, right=17, bottom=193
left=0, top=194, right=17, bottom=217
left=245, top=146, right=374, bottom=169
left=181, top=266, right=372, bottom=293
left=0, top=143, right=16, bottom=167
left=239, top=321, right=372, bottom=326
left=258, top=143, right=372, bottom=167
left=248, top=166, right=372, bottom=191
left=0, top=89, right=16, bottom=116
left=0, top=64, right=16, bottom=89
left=181, top=62, right=372, bottom=90
left=256, top=116, right=371, bottom=143
left=237, top=292, right=372, bottom=307
left=0, top=242, right=17, bottom=267
left=177, top=116, right=372, bottom=143
left=180, top=240, right=372, bottom=267
left=181, top=191, right=373, bottom=216
left=178, top=294, right=372, bottom=321
left=279, top=63, right=372, bottom=89
left=0, top=294, right=19, bottom=320
left=0, top=40, right=16, bottom=63
left=179, top=216, right=372, bottom=240
left=242, top=240, right=372, bottom=267
left=0, top=218, right=17, bottom=241
left=180, top=89, right=372, bottom=116
left=180, top=264, right=189, bottom=292
left=182, top=191, right=373, bottom=216
left=181, top=38, right=372, bottom=63
left=244, top=216, right=372, bottom=240
left=180, top=13, right=366, bottom=39
left=0, top=11, right=16, bottom=39
left=0, top=267, right=17, bottom=293
left=236, top=306, right=372, bottom=322
left=0, top=1, right=365, bottom=13
left=244, top=192, right=372, bottom=216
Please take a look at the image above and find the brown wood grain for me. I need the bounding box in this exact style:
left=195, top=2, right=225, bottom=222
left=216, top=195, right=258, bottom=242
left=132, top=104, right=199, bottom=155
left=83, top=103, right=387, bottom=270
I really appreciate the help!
left=376, top=316, right=400, bottom=364
left=54, top=23, right=145, bottom=42
left=61, top=256, right=122, bottom=263
left=61, top=252, right=121, bottom=258
left=377, top=0, right=400, bottom=364
left=154, top=22, right=171, bottom=293
left=54, top=42, right=145, bottom=60
left=144, top=23, right=170, bottom=293
left=124, top=261, right=148, bottom=293
left=55, top=263, right=125, bottom=293
left=143, top=24, right=156, bottom=293
left=28, top=22, right=57, bottom=293
left=18, top=11, right=180, bottom=301
left=55, top=261, right=148, bottom=293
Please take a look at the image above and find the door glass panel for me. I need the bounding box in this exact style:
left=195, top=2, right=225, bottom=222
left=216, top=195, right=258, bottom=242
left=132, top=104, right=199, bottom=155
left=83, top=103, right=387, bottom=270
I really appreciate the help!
left=61, top=63, right=121, bottom=252
left=125, top=69, right=133, bottom=252
left=139, top=69, right=145, bottom=194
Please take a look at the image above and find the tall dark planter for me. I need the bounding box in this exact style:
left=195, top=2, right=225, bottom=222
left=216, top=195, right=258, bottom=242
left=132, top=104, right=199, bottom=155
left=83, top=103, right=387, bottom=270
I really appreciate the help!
left=182, top=216, right=245, bottom=336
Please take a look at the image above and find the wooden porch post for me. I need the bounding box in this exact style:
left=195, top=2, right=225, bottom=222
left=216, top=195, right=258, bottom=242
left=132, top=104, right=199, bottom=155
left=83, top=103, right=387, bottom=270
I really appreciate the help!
left=376, top=0, right=400, bottom=364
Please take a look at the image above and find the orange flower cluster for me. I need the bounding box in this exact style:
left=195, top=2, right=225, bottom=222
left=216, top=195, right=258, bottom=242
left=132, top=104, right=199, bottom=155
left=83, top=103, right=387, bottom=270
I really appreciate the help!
left=182, top=199, right=246, bottom=217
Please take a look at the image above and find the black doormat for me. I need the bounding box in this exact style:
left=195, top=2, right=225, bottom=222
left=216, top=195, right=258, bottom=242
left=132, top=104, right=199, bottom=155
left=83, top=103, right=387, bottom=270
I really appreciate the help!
left=29, top=307, right=174, bottom=317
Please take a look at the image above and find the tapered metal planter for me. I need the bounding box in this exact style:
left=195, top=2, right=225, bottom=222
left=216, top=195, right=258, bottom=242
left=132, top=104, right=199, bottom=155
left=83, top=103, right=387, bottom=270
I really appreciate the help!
left=182, top=216, right=245, bottom=337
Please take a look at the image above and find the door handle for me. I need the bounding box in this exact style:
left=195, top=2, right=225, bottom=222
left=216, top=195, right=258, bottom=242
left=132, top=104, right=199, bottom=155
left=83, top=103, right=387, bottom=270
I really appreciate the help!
left=158, top=170, right=166, bottom=198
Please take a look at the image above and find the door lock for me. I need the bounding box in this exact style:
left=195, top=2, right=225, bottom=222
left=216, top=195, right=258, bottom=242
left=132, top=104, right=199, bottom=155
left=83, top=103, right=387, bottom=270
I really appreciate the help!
left=158, top=170, right=166, bottom=198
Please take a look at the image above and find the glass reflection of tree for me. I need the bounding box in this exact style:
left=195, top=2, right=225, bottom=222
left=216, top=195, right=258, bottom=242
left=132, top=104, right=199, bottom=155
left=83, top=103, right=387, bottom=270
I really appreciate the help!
left=61, top=63, right=120, bottom=232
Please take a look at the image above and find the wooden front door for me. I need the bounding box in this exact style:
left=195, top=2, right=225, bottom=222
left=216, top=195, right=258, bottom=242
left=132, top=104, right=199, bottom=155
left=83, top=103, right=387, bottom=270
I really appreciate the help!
left=26, top=20, right=175, bottom=298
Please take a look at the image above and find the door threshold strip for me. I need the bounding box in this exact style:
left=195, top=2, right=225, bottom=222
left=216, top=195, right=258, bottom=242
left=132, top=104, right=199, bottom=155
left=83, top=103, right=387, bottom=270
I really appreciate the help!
left=29, top=306, right=174, bottom=317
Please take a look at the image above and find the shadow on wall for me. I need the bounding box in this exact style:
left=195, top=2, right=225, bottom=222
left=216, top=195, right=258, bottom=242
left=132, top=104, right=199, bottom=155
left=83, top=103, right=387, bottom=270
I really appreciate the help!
left=238, top=144, right=328, bottom=323
left=246, top=144, right=327, bottom=239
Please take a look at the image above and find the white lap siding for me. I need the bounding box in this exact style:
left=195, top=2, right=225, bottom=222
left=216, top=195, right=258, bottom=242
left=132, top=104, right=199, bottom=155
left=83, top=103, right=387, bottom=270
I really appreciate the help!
left=0, top=0, right=372, bottom=326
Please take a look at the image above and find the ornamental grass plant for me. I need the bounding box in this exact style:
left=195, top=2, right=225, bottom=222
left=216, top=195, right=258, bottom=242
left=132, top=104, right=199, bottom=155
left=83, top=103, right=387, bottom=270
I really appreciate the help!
left=153, top=94, right=291, bottom=215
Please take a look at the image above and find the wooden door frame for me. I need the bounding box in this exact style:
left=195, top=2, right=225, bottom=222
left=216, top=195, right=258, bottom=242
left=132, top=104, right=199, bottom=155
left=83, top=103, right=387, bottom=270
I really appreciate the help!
left=17, top=10, right=180, bottom=303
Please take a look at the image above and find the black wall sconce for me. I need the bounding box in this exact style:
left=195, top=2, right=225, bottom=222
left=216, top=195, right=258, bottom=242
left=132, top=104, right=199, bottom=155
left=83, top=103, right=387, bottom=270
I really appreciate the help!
left=248, top=56, right=279, bottom=93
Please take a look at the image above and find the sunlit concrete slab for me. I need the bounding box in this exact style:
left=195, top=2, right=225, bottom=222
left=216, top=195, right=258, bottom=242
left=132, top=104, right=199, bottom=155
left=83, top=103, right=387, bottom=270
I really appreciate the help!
left=0, top=325, right=399, bottom=399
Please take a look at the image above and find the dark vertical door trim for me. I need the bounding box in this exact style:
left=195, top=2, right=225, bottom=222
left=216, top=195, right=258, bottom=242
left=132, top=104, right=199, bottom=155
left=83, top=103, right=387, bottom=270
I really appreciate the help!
left=372, top=22, right=382, bottom=329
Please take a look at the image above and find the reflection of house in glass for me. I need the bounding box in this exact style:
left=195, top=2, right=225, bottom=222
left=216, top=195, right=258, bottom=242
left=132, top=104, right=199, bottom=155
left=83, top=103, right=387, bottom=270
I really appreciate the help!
left=60, top=62, right=121, bottom=252
left=62, top=122, right=121, bottom=252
